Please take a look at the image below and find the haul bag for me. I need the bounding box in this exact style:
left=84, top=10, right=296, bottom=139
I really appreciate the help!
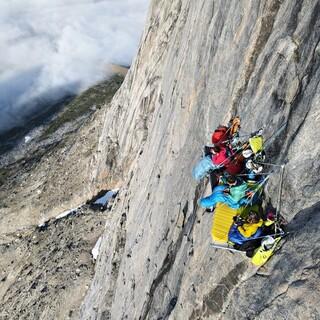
left=251, top=237, right=281, bottom=266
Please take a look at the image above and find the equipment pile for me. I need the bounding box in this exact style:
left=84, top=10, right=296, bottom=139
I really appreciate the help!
left=192, top=117, right=287, bottom=266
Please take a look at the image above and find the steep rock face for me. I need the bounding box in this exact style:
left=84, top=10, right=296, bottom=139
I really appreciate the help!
left=81, top=0, right=320, bottom=319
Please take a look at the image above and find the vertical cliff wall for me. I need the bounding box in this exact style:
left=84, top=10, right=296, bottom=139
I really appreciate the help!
left=82, top=0, right=320, bottom=319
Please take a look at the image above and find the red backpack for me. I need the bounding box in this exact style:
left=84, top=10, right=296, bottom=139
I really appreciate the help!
left=211, top=126, right=229, bottom=146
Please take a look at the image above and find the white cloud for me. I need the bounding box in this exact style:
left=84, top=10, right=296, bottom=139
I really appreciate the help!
left=0, top=0, right=149, bottom=134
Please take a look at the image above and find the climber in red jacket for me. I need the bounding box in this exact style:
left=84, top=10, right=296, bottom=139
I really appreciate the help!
left=192, top=145, right=230, bottom=181
left=210, top=145, right=230, bottom=166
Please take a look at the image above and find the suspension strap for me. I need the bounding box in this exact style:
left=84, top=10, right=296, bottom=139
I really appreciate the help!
left=264, top=119, right=287, bottom=148
left=242, top=175, right=269, bottom=209
left=236, top=172, right=270, bottom=177
left=240, top=230, right=290, bottom=242
left=275, top=165, right=285, bottom=231
left=256, top=161, right=284, bottom=168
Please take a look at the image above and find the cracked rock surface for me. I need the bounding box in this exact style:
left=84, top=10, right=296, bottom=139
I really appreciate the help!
left=81, top=0, right=320, bottom=319
left=0, top=206, right=106, bottom=320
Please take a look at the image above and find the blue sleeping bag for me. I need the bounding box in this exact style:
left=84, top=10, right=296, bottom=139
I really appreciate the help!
left=199, top=184, right=251, bottom=209
left=228, top=224, right=263, bottom=245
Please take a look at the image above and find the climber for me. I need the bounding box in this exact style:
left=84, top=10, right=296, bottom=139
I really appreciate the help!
left=228, top=211, right=264, bottom=245
left=199, top=178, right=252, bottom=209
left=192, top=116, right=242, bottom=181
left=210, top=116, right=241, bottom=148
left=192, top=145, right=229, bottom=181
left=211, top=125, right=229, bottom=147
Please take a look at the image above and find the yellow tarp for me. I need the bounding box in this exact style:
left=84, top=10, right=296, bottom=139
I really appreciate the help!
left=211, top=203, right=240, bottom=243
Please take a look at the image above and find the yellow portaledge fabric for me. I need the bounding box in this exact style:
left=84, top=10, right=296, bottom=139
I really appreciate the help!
left=211, top=203, right=240, bottom=243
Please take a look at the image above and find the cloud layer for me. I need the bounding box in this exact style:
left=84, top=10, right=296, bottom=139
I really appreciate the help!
left=0, top=0, right=149, bottom=134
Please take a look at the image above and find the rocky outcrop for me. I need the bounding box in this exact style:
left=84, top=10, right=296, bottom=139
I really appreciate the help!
left=0, top=75, right=124, bottom=235
left=81, top=0, right=320, bottom=319
left=0, top=75, right=125, bottom=320
left=0, top=205, right=107, bottom=320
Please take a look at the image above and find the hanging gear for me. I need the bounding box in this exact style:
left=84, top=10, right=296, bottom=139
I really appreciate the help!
left=249, top=136, right=264, bottom=154
left=254, top=151, right=265, bottom=163
left=261, top=236, right=276, bottom=250
left=243, top=149, right=253, bottom=158
left=229, top=116, right=241, bottom=136
left=246, top=160, right=263, bottom=173
left=197, top=116, right=289, bottom=266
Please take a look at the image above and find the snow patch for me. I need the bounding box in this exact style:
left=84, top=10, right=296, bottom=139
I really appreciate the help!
left=92, top=236, right=102, bottom=260
left=93, top=189, right=119, bottom=206
left=24, top=135, right=32, bottom=143
left=55, top=208, right=77, bottom=220
left=38, top=221, right=46, bottom=228
left=89, top=188, right=119, bottom=211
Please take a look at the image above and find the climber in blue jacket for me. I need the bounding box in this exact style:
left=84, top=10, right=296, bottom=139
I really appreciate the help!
left=199, top=176, right=252, bottom=209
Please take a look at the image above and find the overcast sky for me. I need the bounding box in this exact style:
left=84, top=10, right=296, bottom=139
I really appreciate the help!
left=0, top=0, right=149, bottom=134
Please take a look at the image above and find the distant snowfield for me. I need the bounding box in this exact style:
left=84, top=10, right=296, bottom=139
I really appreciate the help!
left=0, top=0, right=149, bottom=133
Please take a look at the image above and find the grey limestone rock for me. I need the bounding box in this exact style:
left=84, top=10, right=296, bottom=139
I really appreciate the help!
left=81, top=0, right=320, bottom=319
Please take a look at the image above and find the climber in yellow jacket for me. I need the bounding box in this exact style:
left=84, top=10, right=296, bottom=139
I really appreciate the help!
left=228, top=211, right=264, bottom=245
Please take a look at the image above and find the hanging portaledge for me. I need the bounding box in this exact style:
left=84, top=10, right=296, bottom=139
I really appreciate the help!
left=87, top=189, right=119, bottom=211
left=193, top=117, right=289, bottom=267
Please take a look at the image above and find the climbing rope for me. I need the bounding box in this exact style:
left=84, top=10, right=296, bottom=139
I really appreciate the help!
left=264, top=119, right=287, bottom=148
left=256, top=161, right=284, bottom=167
left=235, top=172, right=269, bottom=177
left=240, top=175, right=270, bottom=210
left=275, top=165, right=285, bottom=232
